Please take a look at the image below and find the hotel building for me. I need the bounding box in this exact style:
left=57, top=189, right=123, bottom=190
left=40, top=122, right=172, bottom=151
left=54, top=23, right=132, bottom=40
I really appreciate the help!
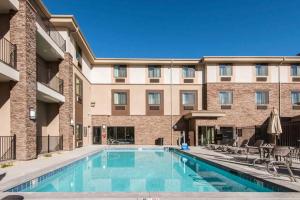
left=0, top=0, right=300, bottom=160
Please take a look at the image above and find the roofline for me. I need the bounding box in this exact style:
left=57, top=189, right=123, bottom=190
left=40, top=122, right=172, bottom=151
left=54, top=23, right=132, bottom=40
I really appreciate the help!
left=38, top=1, right=300, bottom=65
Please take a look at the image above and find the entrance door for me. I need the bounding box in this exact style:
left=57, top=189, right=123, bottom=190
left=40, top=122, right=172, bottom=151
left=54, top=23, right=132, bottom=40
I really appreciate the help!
left=75, top=124, right=83, bottom=148
left=93, top=127, right=102, bottom=144
left=198, top=126, right=215, bottom=146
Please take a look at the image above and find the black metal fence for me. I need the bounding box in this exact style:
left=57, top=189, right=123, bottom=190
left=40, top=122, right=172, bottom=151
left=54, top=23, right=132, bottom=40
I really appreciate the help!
left=37, top=135, right=63, bottom=154
left=0, top=135, right=16, bottom=162
left=0, top=37, right=17, bottom=69
left=256, top=120, right=300, bottom=147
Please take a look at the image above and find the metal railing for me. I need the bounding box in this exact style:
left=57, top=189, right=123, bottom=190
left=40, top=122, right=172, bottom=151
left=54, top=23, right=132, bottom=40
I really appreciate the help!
left=36, top=17, right=66, bottom=52
left=0, top=135, right=16, bottom=162
left=38, top=75, right=64, bottom=94
left=37, top=135, right=63, bottom=155
left=0, top=37, right=17, bottom=69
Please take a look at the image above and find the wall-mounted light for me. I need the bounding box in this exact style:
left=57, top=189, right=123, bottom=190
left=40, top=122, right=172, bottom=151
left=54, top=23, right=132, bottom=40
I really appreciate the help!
left=102, top=124, right=106, bottom=130
left=70, top=119, right=74, bottom=126
left=29, top=107, right=36, bottom=120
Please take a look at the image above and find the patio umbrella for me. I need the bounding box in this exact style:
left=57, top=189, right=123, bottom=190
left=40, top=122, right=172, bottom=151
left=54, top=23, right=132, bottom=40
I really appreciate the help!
left=267, top=108, right=282, bottom=145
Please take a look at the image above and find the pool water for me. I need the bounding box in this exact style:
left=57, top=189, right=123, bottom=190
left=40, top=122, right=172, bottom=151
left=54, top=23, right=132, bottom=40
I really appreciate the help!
left=18, top=148, right=276, bottom=192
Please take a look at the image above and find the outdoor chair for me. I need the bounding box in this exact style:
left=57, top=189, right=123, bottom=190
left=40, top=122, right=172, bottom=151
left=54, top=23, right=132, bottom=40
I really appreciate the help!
left=245, top=140, right=264, bottom=160
left=218, top=139, right=239, bottom=152
left=227, top=139, right=249, bottom=154
left=266, top=146, right=297, bottom=182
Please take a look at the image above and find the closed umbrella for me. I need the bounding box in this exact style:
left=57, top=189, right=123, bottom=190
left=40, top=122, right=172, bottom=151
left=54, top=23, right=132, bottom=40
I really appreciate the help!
left=267, top=108, right=282, bottom=145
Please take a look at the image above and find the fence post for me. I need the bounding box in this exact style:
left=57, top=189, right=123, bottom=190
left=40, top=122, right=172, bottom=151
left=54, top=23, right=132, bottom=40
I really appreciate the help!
left=61, top=135, right=63, bottom=150
left=48, top=135, right=50, bottom=153
left=13, top=134, right=16, bottom=159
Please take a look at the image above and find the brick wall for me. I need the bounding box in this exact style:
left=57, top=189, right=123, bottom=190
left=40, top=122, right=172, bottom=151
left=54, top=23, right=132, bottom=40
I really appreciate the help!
left=9, top=0, right=37, bottom=160
left=59, top=53, right=74, bottom=150
left=92, top=115, right=185, bottom=145
left=195, top=83, right=300, bottom=145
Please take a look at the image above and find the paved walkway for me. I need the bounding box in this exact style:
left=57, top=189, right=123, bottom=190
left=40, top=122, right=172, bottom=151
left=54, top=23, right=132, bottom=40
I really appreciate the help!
left=187, top=146, right=300, bottom=191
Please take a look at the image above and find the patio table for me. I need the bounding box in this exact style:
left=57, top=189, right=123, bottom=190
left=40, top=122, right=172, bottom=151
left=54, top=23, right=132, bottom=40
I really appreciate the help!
left=260, top=144, right=274, bottom=159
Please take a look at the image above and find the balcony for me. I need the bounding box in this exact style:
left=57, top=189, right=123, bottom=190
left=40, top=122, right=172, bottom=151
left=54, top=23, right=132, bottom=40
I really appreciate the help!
left=0, top=37, right=19, bottom=82
left=0, top=0, right=19, bottom=13
left=36, top=18, right=66, bottom=61
left=37, top=73, right=65, bottom=103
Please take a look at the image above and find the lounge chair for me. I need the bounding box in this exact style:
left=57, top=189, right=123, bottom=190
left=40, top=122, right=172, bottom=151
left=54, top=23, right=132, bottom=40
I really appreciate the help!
left=227, top=139, right=249, bottom=154
left=245, top=140, right=264, bottom=160
left=266, top=146, right=297, bottom=182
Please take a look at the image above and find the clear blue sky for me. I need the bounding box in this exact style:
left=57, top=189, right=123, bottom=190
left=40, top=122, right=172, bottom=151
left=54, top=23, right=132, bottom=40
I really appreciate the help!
left=44, top=0, right=300, bottom=58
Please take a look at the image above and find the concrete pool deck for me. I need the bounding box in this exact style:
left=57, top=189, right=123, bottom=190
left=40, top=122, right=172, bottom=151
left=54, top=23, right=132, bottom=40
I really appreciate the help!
left=0, top=145, right=299, bottom=199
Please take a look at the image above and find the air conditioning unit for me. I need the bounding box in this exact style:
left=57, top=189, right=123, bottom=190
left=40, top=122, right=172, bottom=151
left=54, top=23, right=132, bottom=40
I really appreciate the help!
left=256, top=77, right=267, bottom=82
left=220, top=76, right=231, bottom=81
left=184, top=79, right=194, bottom=83
left=149, top=79, right=160, bottom=83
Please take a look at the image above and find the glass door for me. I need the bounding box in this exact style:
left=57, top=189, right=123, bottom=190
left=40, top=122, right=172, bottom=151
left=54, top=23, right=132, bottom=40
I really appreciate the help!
left=75, top=124, right=83, bottom=148
left=198, top=126, right=215, bottom=146
left=93, top=127, right=102, bottom=144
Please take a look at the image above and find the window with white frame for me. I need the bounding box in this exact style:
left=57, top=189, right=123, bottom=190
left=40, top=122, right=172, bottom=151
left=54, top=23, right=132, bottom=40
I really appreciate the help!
left=114, top=65, right=127, bottom=78
left=255, top=91, right=269, bottom=105
left=148, top=65, right=161, bottom=78
left=291, top=64, right=300, bottom=76
left=219, top=91, right=233, bottom=105
left=148, top=92, right=161, bottom=105
left=291, top=91, right=300, bottom=105
left=256, top=64, right=268, bottom=76
left=182, top=92, right=196, bottom=106
left=182, top=65, right=195, bottom=78
left=219, top=64, right=232, bottom=76
left=113, top=92, right=127, bottom=105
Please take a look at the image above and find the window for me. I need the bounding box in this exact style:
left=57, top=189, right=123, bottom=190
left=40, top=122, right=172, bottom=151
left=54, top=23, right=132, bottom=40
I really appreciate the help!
left=148, top=65, right=161, bottom=78
left=76, top=44, right=82, bottom=69
left=112, top=90, right=130, bottom=115
left=146, top=90, right=163, bottom=115
left=182, top=65, right=195, bottom=78
left=256, top=64, right=268, bottom=76
left=291, top=64, right=300, bottom=76
left=75, top=76, right=83, bottom=103
left=148, top=92, right=161, bottom=105
left=219, top=64, right=232, bottom=76
left=291, top=91, right=300, bottom=105
left=114, top=65, right=127, bottom=78
left=219, top=91, right=233, bottom=105
left=255, top=91, right=269, bottom=105
left=113, top=92, right=127, bottom=105
left=182, top=92, right=196, bottom=106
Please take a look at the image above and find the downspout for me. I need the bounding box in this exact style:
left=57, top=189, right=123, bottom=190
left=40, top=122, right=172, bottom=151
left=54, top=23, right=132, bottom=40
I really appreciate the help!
left=170, top=59, right=173, bottom=145
left=278, top=57, right=285, bottom=116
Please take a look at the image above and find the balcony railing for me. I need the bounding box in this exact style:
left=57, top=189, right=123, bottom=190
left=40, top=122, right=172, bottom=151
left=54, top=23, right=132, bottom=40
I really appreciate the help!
left=38, top=75, right=64, bottom=95
left=36, top=16, right=66, bottom=52
left=0, top=37, right=17, bottom=69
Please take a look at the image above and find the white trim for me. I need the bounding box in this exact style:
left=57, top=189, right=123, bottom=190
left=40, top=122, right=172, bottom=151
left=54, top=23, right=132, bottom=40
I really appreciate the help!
left=37, top=82, right=65, bottom=103
left=0, top=61, right=19, bottom=81
left=36, top=22, right=64, bottom=59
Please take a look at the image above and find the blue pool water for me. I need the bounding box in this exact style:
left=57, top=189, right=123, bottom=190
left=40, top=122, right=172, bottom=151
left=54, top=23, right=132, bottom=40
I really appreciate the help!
left=11, top=148, right=284, bottom=192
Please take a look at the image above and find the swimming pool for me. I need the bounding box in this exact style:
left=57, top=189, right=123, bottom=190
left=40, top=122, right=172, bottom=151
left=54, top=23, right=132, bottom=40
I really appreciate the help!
left=7, top=148, right=292, bottom=192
